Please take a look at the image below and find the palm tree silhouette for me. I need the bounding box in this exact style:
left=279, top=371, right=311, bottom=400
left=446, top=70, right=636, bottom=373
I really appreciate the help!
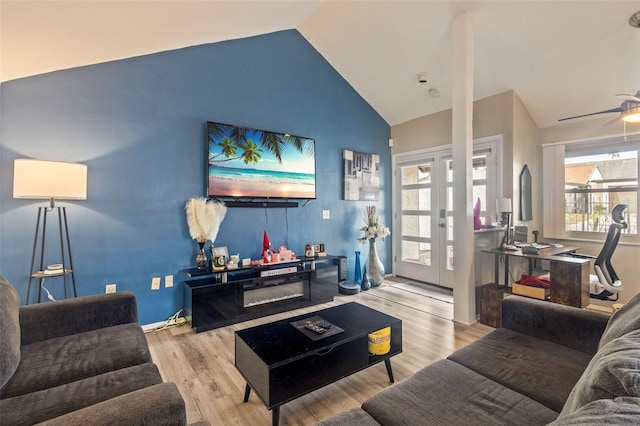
left=207, top=122, right=313, bottom=166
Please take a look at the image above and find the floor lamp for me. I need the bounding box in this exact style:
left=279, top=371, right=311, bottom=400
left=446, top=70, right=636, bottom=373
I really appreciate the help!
left=13, top=159, right=88, bottom=304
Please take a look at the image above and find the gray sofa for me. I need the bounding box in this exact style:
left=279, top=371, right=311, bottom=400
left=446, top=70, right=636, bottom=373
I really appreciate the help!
left=318, top=293, right=640, bottom=425
left=0, top=275, right=186, bottom=425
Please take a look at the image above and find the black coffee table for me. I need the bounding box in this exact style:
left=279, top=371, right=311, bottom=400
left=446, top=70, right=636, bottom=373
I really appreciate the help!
left=234, top=302, right=402, bottom=426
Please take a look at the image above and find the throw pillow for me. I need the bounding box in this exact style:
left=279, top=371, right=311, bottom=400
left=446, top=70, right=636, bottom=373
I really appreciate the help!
left=599, top=291, right=640, bottom=349
left=0, top=275, right=21, bottom=388
left=560, top=329, right=640, bottom=416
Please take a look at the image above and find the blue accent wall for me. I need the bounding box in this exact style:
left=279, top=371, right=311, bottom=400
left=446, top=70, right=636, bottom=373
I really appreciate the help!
left=0, top=30, right=391, bottom=324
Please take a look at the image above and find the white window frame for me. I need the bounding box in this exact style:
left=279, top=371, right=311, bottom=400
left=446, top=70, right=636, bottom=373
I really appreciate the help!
left=542, top=132, right=640, bottom=243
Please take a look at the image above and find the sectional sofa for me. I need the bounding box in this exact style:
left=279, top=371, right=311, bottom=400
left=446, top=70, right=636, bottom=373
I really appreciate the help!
left=317, top=293, right=640, bottom=425
left=0, top=275, right=186, bottom=425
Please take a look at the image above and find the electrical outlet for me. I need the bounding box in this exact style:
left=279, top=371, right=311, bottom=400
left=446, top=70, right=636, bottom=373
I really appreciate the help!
left=322, top=210, right=330, bottom=219
left=165, top=275, right=173, bottom=288
left=151, top=277, right=161, bottom=290
left=105, top=283, right=116, bottom=294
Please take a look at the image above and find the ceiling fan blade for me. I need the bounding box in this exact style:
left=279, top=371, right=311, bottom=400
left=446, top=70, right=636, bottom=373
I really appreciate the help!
left=558, top=107, right=623, bottom=122
left=616, top=94, right=640, bottom=103
left=603, top=115, right=622, bottom=127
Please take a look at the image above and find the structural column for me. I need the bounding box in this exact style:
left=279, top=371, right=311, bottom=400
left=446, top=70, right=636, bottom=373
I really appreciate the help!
left=451, top=12, right=475, bottom=325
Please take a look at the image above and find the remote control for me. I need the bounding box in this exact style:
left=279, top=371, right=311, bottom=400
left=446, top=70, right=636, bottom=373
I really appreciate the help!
left=305, top=322, right=327, bottom=334
left=316, top=321, right=332, bottom=329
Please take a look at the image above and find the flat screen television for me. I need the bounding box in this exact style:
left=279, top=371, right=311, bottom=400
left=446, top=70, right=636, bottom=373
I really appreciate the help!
left=206, top=121, right=316, bottom=199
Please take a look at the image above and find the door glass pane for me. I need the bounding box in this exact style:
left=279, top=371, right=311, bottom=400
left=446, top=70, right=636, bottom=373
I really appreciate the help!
left=447, top=245, right=454, bottom=270
left=402, top=164, right=431, bottom=184
left=401, top=240, right=431, bottom=265
left=401, top=188, right=431, bottom=210
left=402, top=215, right=431, bottom=238
left=472, top=156, right=487, bottom=180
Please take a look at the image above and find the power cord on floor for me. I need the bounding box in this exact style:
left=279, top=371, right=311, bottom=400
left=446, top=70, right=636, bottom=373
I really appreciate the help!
left=151, top=309, right=186, bottom=332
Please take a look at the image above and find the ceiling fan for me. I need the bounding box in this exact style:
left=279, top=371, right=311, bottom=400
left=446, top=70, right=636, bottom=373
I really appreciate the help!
left=559, top=90, right=640, bottom=125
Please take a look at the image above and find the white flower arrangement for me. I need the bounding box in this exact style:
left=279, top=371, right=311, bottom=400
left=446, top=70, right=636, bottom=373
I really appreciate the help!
left=185, top=197, right=227, bottom=244
left=358, top=205, right=390, bottom=244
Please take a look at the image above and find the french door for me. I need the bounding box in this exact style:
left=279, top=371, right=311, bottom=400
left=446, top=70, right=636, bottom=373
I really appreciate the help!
left=393, top=138, right=500, bottom=289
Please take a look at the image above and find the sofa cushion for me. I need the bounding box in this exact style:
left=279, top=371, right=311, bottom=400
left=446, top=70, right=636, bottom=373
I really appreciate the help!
left=447, top=328, right=592, bottom=412
left=549, top=397, right=640, bottom=425
left=560, top=329, right=640, bottom=416
left=315, top=407, right=381, bottom=426
left=0, top=363, right=163, bottom=425
left=35, top=382, right=186, bottom=426
left=1, top=323, right=151, bottom=398
left=0, top=276, right=21, bottom=390
left=361, top=359, right=558, bottom=425
left=599, top=291, right=640, bottom=349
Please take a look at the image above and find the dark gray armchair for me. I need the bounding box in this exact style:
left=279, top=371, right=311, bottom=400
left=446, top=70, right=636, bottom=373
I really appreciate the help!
left=0, top=275, right=186, bottom=425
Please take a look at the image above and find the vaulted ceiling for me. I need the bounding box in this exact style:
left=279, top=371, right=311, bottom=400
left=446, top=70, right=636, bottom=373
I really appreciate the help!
left=2, top=1, right=639, bottom=128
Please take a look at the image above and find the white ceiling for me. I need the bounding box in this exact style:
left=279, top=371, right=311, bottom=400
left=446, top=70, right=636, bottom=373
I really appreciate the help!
left=2, top=1, right=640, bottom=128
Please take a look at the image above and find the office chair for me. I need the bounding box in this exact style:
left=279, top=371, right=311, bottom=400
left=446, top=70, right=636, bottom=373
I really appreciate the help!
left=590, top=204, right=628, bottom=301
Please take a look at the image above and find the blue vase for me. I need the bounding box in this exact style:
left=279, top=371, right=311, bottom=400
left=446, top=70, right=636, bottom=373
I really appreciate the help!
left=354, top=251, right=362, bottom=284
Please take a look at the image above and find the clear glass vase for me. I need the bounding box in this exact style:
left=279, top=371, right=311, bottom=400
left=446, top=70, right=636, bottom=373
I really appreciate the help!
left=364, top=239, right=385, bottom=287
left=196, top=241, right=207, bottom=270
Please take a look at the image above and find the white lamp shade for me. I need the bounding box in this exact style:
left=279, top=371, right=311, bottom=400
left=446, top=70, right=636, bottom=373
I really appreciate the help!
left=496, top=197, right=512, bottom=213
left=13, top=159, right=87, bottom=200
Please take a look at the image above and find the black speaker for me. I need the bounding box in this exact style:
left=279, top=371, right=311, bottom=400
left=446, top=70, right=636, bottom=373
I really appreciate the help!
left=336, top=256, right=348, bottom=282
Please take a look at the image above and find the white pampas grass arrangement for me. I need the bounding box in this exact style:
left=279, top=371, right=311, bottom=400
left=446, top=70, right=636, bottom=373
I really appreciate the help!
left=185, top=197, right=227, bottom=243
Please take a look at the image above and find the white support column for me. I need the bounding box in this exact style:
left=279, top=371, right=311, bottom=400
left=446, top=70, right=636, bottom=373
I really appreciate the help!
left=451, top=12, right=475, bottom=325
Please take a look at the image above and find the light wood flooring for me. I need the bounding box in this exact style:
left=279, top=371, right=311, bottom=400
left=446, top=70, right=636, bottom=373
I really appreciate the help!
left=145, top=280, right=494, bottom=426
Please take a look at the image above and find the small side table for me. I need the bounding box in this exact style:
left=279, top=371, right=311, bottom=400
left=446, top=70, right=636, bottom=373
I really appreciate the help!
left=478, top=283, right=511, bottom=328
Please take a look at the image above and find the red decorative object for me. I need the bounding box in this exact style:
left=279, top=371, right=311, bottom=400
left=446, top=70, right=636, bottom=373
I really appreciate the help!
left=262, top=230, right=273, bottom=263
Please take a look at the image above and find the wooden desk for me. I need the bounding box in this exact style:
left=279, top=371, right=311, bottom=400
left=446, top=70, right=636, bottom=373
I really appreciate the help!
left=482, top=246, right=591, bottom=308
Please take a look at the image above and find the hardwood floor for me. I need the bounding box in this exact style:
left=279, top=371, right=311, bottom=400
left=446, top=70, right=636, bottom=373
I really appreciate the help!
left=145, top=281, right=494, bottom=426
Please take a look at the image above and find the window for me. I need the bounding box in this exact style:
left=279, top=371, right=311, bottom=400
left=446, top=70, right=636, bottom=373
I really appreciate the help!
left=543, top=135, right=639, bottom=242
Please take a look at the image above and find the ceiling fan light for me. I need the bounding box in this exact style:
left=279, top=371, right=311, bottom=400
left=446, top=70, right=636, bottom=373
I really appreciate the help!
left=622, top=106, right=640, bottom=123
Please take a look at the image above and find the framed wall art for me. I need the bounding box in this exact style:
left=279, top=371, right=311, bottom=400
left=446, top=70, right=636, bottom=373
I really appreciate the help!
left=343, top=149, right=380, bottom=201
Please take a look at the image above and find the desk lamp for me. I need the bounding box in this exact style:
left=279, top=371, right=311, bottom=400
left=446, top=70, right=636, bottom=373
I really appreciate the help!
left=13, top=159, right=87, bottom=304
left=496, top=197, right=513, bottom=249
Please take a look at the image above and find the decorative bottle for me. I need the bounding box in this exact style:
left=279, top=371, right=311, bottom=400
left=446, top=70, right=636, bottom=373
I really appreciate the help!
left=354, top=251, right=362, bottom=284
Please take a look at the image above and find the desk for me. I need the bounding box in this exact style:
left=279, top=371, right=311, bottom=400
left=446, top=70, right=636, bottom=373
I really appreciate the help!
left=482, top=246, right=591, bottom=309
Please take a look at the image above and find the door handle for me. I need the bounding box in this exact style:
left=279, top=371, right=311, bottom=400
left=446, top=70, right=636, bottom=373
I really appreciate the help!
left=438, top=223, right=446, bottom=228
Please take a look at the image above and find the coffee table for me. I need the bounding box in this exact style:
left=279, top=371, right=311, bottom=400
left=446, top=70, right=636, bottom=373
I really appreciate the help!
left=235, top=302, right=403, bottom=426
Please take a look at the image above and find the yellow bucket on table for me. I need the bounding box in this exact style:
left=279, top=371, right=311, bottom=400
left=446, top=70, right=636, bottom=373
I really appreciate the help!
left=368, top=327, right=391, bottom=355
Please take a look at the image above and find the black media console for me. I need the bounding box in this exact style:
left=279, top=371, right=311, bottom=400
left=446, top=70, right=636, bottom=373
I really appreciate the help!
left=182, top=256, right=343, bottom=332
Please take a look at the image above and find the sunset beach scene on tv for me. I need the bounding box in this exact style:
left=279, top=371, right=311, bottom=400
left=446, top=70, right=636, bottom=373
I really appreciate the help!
left=207, top=121, right=316, bottom=199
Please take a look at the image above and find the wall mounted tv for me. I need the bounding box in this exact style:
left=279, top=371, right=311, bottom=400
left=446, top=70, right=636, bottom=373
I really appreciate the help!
left=206, top=121, right=316, bottom=200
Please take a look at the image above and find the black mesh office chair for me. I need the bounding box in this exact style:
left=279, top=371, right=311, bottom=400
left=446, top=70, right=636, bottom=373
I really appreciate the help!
left=590, top=204, right=628, bottom=301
